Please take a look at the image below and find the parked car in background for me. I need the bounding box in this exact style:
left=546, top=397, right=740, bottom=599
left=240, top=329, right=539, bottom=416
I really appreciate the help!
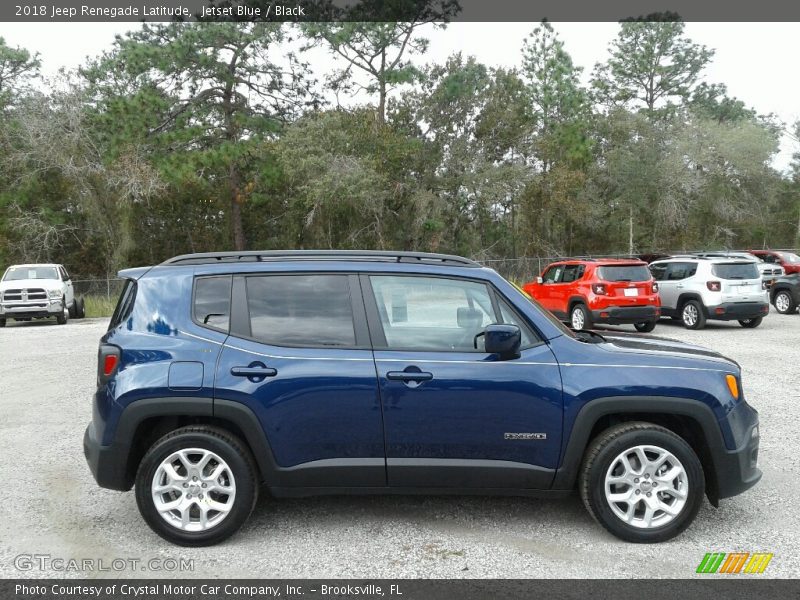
left=84, top=250, right=760, bottom=546
left=648, top=256, right=769, bottom=329
left=693, top=251, right=784, bottom=288
left=748, top=250, right=800, bottom=275
left=769, top=274, right=800, bottom=315
left=0, top=263, right=85, bottom=327
left=522, top=259, right=660, bottom=332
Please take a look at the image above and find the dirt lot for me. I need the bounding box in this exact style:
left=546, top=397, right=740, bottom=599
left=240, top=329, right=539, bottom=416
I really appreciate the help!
left=0, top=314, right=798, bottom=578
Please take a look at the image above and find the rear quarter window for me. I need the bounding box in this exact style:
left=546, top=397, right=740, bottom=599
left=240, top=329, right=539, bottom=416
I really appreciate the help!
left=108, top=279, right=137, bottom=330
left=712, top=263, right=760, bottom=280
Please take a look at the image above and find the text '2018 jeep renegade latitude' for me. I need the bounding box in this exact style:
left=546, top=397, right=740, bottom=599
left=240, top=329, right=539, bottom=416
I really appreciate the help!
left=84, top=251, right=761, bottom=546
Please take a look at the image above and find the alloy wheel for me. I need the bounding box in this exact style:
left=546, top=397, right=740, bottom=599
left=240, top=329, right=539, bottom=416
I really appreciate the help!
left=151, top=448, right=236, bottom=532
left=682, top=304, right=698, bottom=327
left=775, top=292, right=791, bottom=313
left=571, top=307, right=585, bottom=330
left=604, top=444, right=688, bottom=529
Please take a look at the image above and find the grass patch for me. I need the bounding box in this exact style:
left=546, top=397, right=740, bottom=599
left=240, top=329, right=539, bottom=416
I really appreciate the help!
left=83, top=295, right=116, bottom=318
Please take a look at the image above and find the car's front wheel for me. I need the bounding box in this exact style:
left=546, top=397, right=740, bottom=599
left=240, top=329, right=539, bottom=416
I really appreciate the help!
left=135, top=426, right=259, bottom=546
left=0, top=318, right=5, bottom=328
left=773, top=290, right=796, bottom=315
left=579, top=422, right=704, bottom=543
left=56, top=298, right=68, bottom=325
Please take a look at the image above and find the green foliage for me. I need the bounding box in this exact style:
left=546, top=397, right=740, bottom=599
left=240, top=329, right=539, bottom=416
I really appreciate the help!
left=0, top=22, right=797, bottom=281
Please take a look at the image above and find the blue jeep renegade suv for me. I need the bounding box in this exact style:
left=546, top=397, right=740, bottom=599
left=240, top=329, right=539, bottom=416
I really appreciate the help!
left=83, top=250, right=761, bottom=546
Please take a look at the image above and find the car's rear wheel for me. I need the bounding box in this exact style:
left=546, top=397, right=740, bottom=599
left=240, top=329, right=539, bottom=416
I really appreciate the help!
left=0, top=318, right=5, bottom=328
left=579, top=422, right=704, bottom=543
left=634, top=321, right=656, bottom=333
left=135, top=426, right=258, bottom=546
left=773, top=290, right=796, bottom=314
left=738, top=317, right=762, bottom=328
left=74, top=296, right=86, bottom=319
left=570, top=303, right=592, bottom=330
left=680, top=300, right=706, bottom=330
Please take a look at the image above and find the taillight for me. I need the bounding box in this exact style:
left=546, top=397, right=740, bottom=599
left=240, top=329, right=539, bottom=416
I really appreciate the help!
left=652, top=282, right=659, bottom=293
left=592, top=283, right=607, bottom=295
left=98, top=345, right=121, bottom=384
left=103, top=354, right=118, bottom=376
left=707, top=281, right=721, bottom=292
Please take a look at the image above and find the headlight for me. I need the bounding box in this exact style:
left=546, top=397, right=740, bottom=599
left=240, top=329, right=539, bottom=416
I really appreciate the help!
left=48, top=289, right=62, bottom=298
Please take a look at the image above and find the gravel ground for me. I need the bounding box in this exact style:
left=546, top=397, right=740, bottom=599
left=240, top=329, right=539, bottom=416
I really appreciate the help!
left=0, top=314, right=798, bottom=579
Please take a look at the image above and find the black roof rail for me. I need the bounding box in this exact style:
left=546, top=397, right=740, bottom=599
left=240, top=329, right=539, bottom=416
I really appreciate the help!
left=159, top=250, right=482, bottom=268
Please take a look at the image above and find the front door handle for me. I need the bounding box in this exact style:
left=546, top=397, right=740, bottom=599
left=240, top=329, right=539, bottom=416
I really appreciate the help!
left=231, top=362, right=277, bottom=382
left=386, top=371, right=433, bottom=382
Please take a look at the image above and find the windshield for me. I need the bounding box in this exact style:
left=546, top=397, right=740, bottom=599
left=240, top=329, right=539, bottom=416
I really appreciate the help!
left=711, top=262, right=760, bottom=280
left=778, top=252, right=800, bottom=264
left=2, top=266, right=59, bottom=281
left=597, top=265, right=651, bottom=282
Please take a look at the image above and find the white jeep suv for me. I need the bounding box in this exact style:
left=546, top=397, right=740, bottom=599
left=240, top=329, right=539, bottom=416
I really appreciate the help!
left=0, top=263, right=85, bottom=327
left=649, top=256, right=769, bottom=329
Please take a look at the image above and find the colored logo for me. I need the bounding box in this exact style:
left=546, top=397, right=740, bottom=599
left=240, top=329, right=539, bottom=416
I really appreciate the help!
left=696, top=552, right=773, bottom=574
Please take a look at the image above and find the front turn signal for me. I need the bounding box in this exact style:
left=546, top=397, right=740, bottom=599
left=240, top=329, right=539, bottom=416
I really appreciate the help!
left=726, top=374, right=740, bottom=400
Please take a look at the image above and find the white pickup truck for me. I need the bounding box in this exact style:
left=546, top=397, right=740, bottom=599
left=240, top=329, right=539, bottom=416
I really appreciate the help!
left=0, top=263, right=85, bottom=327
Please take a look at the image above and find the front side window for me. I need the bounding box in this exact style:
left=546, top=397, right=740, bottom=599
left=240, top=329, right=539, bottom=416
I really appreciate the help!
left=193, top=276, right=232, bottom=332
left=246, top=275, right=356, bottom=347
left=542, top=265, right=563, bottom=283
left=369, top=275, right=496, bottom=351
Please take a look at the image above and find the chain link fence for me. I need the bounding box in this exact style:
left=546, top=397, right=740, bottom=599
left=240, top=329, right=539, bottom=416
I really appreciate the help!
left=71, top=279, right=125, bottom=300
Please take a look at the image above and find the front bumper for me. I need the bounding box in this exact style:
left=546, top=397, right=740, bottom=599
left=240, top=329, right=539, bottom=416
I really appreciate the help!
left=590, top=305, right=660, bottom=325
left=705, top=302, right=769, bottom=321
left=83, top=423, right=133, bottom=491
left=713, top=422, right=761, bottom=500
left=0, top=300, right=63, bottom=319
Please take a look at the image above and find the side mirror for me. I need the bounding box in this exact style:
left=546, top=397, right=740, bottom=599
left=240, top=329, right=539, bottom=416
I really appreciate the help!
left=482, top=324, right=521, bottom=360
left=536, top=276, right=544, bottom=284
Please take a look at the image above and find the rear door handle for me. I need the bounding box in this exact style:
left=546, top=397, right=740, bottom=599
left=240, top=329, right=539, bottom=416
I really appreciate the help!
left=387, top=371, right=433, bottom=382
left=231, top=363, right=277, bottom=381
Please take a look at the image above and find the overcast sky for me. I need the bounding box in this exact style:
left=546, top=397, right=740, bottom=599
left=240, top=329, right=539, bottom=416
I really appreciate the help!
left=1, top=21, right=798, bottom=171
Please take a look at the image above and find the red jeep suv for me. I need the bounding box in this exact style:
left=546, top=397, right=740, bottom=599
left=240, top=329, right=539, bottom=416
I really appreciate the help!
left=522, top=259, right=661, bottom=332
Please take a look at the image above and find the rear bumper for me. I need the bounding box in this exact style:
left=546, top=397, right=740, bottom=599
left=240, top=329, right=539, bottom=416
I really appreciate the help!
left=83, top=423, right=132, bottom=491
left=705, top=302, right=769, bottom=321
left=590, top=305, right=660, bottom=325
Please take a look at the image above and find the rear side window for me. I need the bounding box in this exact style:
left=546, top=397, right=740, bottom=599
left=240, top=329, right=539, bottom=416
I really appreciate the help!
left=245, top=275, right=356, bottom=347
left=597, top=265, right=650, bottom=282
left=193, top=276, right=232, bottom=332
left=649, top=263, right=667, bottom=281
left=108, top=279, right=137, bottom=330
left=666, top=262, right=697, bottom=280
left=561, top=265, right=584, bottom=283
left=712, top=262, right=759, bottom=280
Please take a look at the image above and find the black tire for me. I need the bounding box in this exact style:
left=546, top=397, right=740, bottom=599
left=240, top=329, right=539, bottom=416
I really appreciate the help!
left=75, top=296, right=86, bottom=319
left=738, top=317, right=762, bottom=328
left=135, top=425, right=259, bottom=547
left=773, top=290, right=796, bottom=315
left=68, top=299, right=77, bottom=318
left=0, top=319, right=5, bottom=328
left=56, top=298, right=68, bottom=325
left=680, top=300, right=706, bottom=330
left=633, top=321, right=656, bottom=333
left=570, top=303, right=593, bottom=330
left=579, top=422, right=705, bottom=543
